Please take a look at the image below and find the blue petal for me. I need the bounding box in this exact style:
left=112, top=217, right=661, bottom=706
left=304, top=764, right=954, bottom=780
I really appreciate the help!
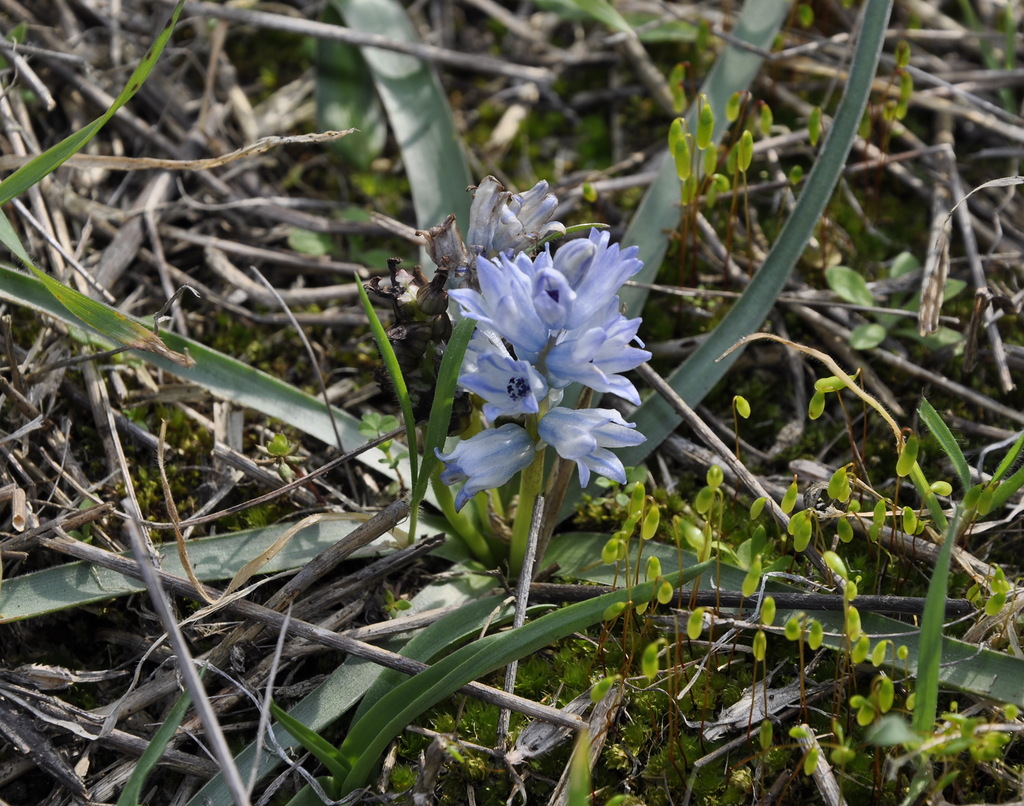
left=435, top=424, right=536, bottom=510
left=459, top=345, right=547, bottom=421
left=538, top=408, right=645, bottom=487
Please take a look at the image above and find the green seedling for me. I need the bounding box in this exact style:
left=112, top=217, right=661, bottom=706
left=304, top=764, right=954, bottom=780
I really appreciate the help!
left=358, top=411, right=406, bottom=473
left=825, top=252, right=965, bottom=351
left=381, top=587, right=412, bottom=617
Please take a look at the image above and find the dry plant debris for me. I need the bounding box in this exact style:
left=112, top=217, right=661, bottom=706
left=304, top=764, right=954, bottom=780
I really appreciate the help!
left=0, top=1, right=1022, bottom=805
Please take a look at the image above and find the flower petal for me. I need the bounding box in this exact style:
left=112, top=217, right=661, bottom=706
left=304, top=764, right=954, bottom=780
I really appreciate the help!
left=459, top=334, right=548, bottom=421
left=436, top=424, right=536, bottom=510
left=466, top=176, right=565, bottom=258
left=545, top=313, right=651, bottom=403
left=538, top=408, right=645, bottom=487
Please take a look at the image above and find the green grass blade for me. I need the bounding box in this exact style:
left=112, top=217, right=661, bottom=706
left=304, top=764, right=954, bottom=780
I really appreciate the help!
left=912, top=506, right=962, bottom=734
left=990, top=431, right=1024, bottom=485
left=0, top=0, right=186, bottom=208
left=327, top=0, right=472, bottom=233
left=615, top=0, right=893, bottom=474
left=117, top=687, right=192, bottom=806
left=919, top=398, right=971, bottom=491
left=337, top=561, right=712, bottom=793
left=356, top=278, right=418, bottom=492
left=269, top=700, right=350, bottom=781
left=989, top=461, right=1024, bottom=512
left=0, top=265, right=394, bottom=470
left=0, top=209, right=32, bottom=265
left=908, top=462, right=948, bottom=532
left=412, top=316, right=475, bottom=509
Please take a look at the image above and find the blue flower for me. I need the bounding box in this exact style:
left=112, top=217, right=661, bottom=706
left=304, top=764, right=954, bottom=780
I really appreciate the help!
left=544, top=306, right=651, bottom=404
left=434, top=186, right=649, bottom=506
left=449, top=252, right=550, bottom=362
left=460, top=332, right=548, bottom=421
left=450, top=229, right=649, bottom=379
left=549, top=229, right=643, bottom=330
left=435, top=424, right=537, bottom=510
left=467, top=176, right=565, bottom=258
left=538, top=408, right=646, bottom=486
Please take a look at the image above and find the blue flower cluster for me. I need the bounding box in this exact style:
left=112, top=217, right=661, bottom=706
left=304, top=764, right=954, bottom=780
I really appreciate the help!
left=435, top=179, right=651, bottom=511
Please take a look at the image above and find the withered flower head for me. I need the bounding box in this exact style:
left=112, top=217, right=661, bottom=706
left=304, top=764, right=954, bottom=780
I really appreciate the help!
left=419, top=214, right=471, bottom=277
left=364, top=257, right=455, bottom=426
left=365, top=257, right=449, bottom=325
left=466, top=176, right=565, bottom=258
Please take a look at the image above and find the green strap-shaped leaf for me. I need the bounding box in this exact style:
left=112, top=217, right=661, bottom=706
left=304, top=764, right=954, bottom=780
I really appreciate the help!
left=0, top=518, right=381, bottom=622
left=556, top=0, right=794, bottom=520
left=315, top=2, right=387, bottom=170
left=618, top=0, right=792, bottom=319
left=327, top=0, right=473, bottom=233
left=534, top=0, right=630, bottom=31
left=615, top=0, right=893, bottom=473
left=990, top=460, right=1024, bottom=512
left=28, top=268, right=194, bottom=367
left=270, top=700, right=350, bottom=782
left=337, top=562, right=712, bottom=793
left=0, top=265, right=387, bottom=470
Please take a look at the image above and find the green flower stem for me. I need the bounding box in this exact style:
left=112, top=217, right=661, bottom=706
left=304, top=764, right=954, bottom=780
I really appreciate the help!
left=509, top=445, right=546, bottom=578
left=430, top=472, right=496, bottom=567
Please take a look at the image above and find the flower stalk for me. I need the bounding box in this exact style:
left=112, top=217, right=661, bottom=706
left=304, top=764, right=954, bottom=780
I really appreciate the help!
left=509, top=440, right=547, bottom=577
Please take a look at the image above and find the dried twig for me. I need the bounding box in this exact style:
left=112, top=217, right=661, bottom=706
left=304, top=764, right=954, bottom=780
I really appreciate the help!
left=38, top=529, right=587, bottom=732
left=169, top=0, right=554, bottom=84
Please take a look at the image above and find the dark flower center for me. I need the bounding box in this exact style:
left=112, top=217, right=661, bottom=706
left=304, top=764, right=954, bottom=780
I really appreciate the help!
left=506, top=376, right=530, bottom=401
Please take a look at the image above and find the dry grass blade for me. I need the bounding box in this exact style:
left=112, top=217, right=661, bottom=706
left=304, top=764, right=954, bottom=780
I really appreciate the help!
left=917, top=116, right=954, bottom=337
left=719, top=333, right=906, bottom=450
left=0, top=130, right=355, bottom=173
left=159, top=419, right=215, bottom=604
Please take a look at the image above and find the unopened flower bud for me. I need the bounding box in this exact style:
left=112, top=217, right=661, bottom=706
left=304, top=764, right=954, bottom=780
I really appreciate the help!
left=416, top=270, right=450, bottom=317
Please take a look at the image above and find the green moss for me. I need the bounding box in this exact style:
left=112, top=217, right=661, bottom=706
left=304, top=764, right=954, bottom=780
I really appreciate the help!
left=389, top=764, right=416, bottom=792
